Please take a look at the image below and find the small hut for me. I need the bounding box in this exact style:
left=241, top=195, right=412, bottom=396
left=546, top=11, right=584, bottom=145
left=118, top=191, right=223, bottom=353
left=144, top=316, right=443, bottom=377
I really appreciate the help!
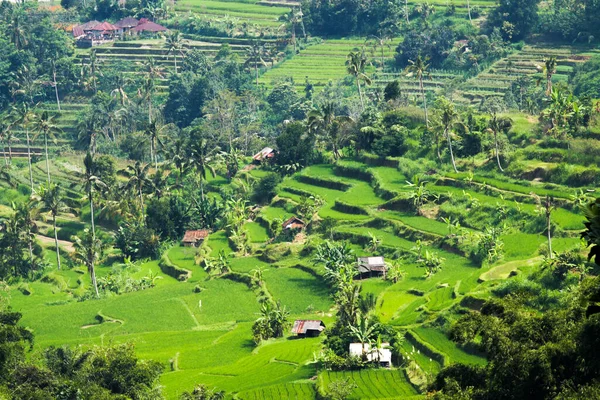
left=357, top=256, right=387, bottom=278
left=291, top=320, right=325, bottom=337
left=182, top=229, right=209, bottom=247
left=349, top=342, right=392, bottom=368
left=282, top=216, right=305, bottom=231
left=252, top=147, right=275, bottom=164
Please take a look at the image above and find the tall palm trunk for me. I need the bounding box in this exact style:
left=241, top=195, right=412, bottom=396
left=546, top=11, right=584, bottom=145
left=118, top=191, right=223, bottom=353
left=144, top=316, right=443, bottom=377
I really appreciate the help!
left=405, top=0, right=409, bottom=22
left=174, top=55, right=178, bottom=74
left=494, top=132, right=504, bottom=172
left=26, top=128, right=33, bottom=191
left=467, top=0, right=472, bottom=22
left=445, top=128, right=458, bottom=172
left=7, top=136, right=12, bottom=164
left=255, top=64, right=259, bottom=86
left=53, top=66, right=61, bottom=111
left=545, top=197, right=553, bottom=259
left=420, top=77, right=429, bottom=127
left=88, top=187, right=99, bottom=297
left=52, top=213, right=61, bottom=270
left=357, top=78, right=364, bottom=110
left=150, top=139, right=155, bottom=169
left=44, top=132, right=51, bottom=184
left=381, top=46, right=385, bottom=72
left=292, top=24, right=296, bottom=53
left=435, top=131, right=442, bottom=163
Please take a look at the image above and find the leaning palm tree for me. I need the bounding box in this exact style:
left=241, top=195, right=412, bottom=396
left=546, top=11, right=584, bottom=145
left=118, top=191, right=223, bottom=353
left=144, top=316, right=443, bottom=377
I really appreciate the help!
left=434, top=97, right=465, bottom=172
left=73, top=228, right=104, bottom=298
left=485, top=113, right=512, bottom=172
left=8, top=8, right=28, bottom=50
left=346, top=50, right=372, bottom=111
left=36, top=183, right=67, bottom=270
left=189, top=139, right=217, bottom=201
left=164, top=30, right=186, bottom=74
left=33, top=111, right=62, bottom=185
left=11, top=103, right=37, bottom=191
left=406, top=55, right=431, bottom=127
left=121, top=161, right=153, bottom=211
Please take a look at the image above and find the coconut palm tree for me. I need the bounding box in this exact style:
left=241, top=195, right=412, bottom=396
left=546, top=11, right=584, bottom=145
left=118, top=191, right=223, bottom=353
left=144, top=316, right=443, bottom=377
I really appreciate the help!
left=0, top=116, right=14, bottom=165
left=406, top=55, right=431, bottom=127
left=164, top=30, right=186, bottom=74
left=50, top=58, right=61, bottom=111
left=110, top=74, right=131, bottom=107
left=121, top=161, right=153, bottom=211
left=87, top=49, right=102, bottom=94
left=36, top=183, right=67, bottom=270
left=33, top=111, right=62, bottom=185
left=278, top=7, right=304, bottom=53
left=538, top=57, right=557, bottom=96
left=467, top=0, right=472, bottom=23
left=346, top=50, right=372, bottom=111
left=82, top=152, right=107, bottom=248
left=77, top=114, right=104, bottom=155
left=189, top=138, right=217, bottom=201
left=245, top=41, right=269, bottom=86
left=8, top=7, right=28, bottom=50
left=307, top=102, right=354, bottom=159
left=139, top=58, right=165, bottom=124
left=73, top=228, right=105, bottom=298
left=365, top=35, right=391, bottom=72
left=143, top=120, right=169, bottom=168
left=485, top=113, right=512, bottom=172
left=433, top=97, right=464, bottom=172
left=11, top=103, right=37, bottom=192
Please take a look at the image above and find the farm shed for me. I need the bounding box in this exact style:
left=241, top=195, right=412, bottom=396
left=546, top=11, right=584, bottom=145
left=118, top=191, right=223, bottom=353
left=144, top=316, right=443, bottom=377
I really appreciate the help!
left=357, top=256, right=387, bottom=277
left=282, top=216, right=305, bottom=230
left=182, top=229, right=209, bottom=247
left=291, top=320, right=325, bottom=337
left=252, top=147, right=275, bottom=163
left=349, top=342, right=392, bottom=368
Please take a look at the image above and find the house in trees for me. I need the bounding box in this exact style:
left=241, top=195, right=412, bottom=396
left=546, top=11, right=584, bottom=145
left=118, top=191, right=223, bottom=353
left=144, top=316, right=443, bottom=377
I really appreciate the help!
left=357, top=256, right=387, bottom=278
left=349, top=342, right=392, bottom=368
left=291, top=320, right=325, bottom=337
left=282, top=216, right=305, bottom=231
left=182, top=230, right=209, bottom=247
left=252, top=147, right=275, bottom=164
left=73, top=21, right=119, bottom=47
left=132, top=19, right=168, bottom=36
left=114, top=17, right=139, bottom=36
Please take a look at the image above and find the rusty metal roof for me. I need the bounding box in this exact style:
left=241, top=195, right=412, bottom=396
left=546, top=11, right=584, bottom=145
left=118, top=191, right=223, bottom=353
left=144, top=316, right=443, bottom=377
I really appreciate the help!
left=182, top=229, right=209, bottom=243
left=282, top=216, right=305, bottom=229
left=291, top=320, right=325, bottom=334
left=357, top=256, right=387, bottom=273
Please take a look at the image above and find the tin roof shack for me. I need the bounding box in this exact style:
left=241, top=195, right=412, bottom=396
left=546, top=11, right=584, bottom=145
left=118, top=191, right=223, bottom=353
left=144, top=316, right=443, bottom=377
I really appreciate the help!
left=357, top=256, right=387, bottom=278
left=252, top=147, right=275, bottom=164
left=349, top=342, right=392, bottom=368
left=291, top=320, right=325, bottom=337
left=182, top=230, right=209, bottom=247
left=282, top=216, right=305, bottom=231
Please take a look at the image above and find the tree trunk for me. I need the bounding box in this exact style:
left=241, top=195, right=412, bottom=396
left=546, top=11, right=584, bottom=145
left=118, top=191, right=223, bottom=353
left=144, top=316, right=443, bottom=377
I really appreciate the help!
left=446, top=128, right=458, bottom=172
left=421, top=77, right=429, bottom=127
left=547, top=76, right=552, bottom=96
left=150, top=139, right=155, bottom=169
left=292, top=24, right=296, bottom=53
left=53, top=66, right=61, bottom=111
left=494, top=132, right=504, bottom=172
left=8, top=137, right=12, bottom=164
left=174, top=55, right=178, bottom=74
left=405, top=0, right=409, bottom=22
left=435, top=131, right=442, bottom=163
left=89, top=191, right=99, bottom=297
left=53, top=213, right=61, bottom=270
left=357, top=77, right=364, bottom=111
left=467, top=0, right=472, bottom=22
left=44, top=132, right=51, bottom=185
left=256, top=64, right=259, bottom=86
left=546, top=198, right=553, bottom=259
left=200, top=179, right=205, bottom=202
left=26, top=129, right=33, bottom=192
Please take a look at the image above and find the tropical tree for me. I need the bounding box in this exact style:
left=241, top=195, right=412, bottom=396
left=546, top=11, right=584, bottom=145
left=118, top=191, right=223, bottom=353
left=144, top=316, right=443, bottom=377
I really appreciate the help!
left=143, top=121, right=170, bottom=168
left=307, top=102, right=354, bottom=159
left=189, top=139, right=217, bottom=201
left=36, top=183, right=67, bottom=270
left=278, top=7, right=305, bottom=53
left=110, top=74, right=131, bottom=106
left=582, top=197, right=600, bottom=265
left=72, top=228, right=105, bottom=298
left=538, top=57, right=557, bottom=96
left=420, top=249, right=444, bottom=277
left=81, top=152, right=106, bottom=258
left=349, top=315, right=378, bottom=357
left=313, top=241, right=356, bottom=288
left=366, top=35, right=391, bottom=72
left=11, top=104, right=37, bottom=191
left=33, top=111, right=62, bottom=185
left=77, top=114, right=104, bottom=155
left=433, top=96, right=464, bottom=172
left=336, top=283, right=361, bottom=327
left=121, top=161, right=153, bottom=211
left=50, top=58, right=61, bottom=111
left=346, top=51, right=372, bottom=111
left=485, top=113, right=512, bottom=172
left=405, top=56, right=431, bottom=127
left=0, top=116, right=16, bottom=165
left=244, top=41, right=269, bottom=86
left=139, top=58, right=165, bottom=123
left=164, top=30, right=186, bottom=74
left=8, top=7, right=28, bottom=50
left=87, top=49, right=102, bottom=94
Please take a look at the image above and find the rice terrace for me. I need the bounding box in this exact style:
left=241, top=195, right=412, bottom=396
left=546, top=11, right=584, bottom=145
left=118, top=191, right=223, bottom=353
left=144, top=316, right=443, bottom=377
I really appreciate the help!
left=0, top=0, right=600, bottom=399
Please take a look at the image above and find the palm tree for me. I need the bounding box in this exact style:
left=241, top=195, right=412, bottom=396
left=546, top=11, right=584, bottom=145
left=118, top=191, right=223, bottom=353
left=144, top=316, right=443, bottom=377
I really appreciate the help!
left=143, top=120, right=169, bottom=169
left=87, top=49, right=102, bottom=94
left=467, top=0, right=472, bottom=23
left=36, top=183, right=67, bottom=270
left=139, top=58, right=165, bottom=123
left=73, top=228, right=104, bottom=298
left=406, top=56, right=431, bottom=127
left=307, top=102, right=354, bottom=159
left=14, top=200, right=38, bottom=264
left=190, top=139, right=217, bottom=201
left=538, top=57, right=557, bottom=96
left=485, top=113, right=512, bottom=172
left=8, top=8, right=28, bottom=50
left=0, top=116, right=14, bottom=165
left=50, top=58, right=61, bottom=111
left=82, top=152, right=106, bottom=247
left=110, top=74, right=130, bottom=106
left=434, top=97, right=464, bottom=172
left=166, top=136, right=189, bottom=184
left=11, top=103, right=37, bottom=191
left=33, top=111, right=62, bottom=185
left=121, top=161, right=153, bottom=210
left=77, top=114, right=104, bottom=155
left=346, top=50, right=372, bottom=111
left=279, top=7, right=304, bottom=53
left=164, top=30, right=186, bottom=74
left=366, top=35, right=391, bottom=72
left=245, top=41, right=269, bottom=86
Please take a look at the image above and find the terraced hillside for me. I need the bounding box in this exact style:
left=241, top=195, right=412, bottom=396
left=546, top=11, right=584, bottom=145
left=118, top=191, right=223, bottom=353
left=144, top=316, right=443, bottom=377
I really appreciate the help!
left=174, top=0, right=288, bottom=27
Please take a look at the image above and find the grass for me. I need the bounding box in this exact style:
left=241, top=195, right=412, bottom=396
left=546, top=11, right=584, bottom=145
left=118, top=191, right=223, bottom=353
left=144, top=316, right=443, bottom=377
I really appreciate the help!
left=319, top=370, right=419, bottom=399
left=412, top=328, right=486, bottom=366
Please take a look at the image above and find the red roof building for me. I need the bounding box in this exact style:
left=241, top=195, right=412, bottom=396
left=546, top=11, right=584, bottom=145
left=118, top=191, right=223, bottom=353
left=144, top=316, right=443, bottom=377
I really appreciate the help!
left=133, top=20, right=167, bottom=33
left=282, top=216, right=305, bottom=230
left=182, top=230, right=210, bottom=247
left=114, top=17, right=139, bottom=29
left=90, top=21, right=118, bottom=32
left=291, top=320, right=325, bottom=337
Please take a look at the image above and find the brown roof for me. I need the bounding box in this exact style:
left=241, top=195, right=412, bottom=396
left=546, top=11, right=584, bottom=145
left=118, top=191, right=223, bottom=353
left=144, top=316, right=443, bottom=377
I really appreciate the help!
left=357, top=256, right=387, bottom=273
left=72, top=26, right=85, bottom=37
left=114, top=17, right=139, bottom=28
left=133, top=20, right=167, bottom=32
left=182, top=229, right=209, bottom=243
left=282, top=216, right=305, bottom=229
left=90, top=21, right=118, bottom=31
left=78, top=20, right=101, bottom=31
left=252, top=147, right=275, bottom=161
left=291, top=320, right=325, bottom=334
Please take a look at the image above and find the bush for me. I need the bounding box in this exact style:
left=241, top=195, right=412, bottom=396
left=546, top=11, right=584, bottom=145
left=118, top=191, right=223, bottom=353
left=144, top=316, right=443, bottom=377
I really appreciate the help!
left=253, top=173, right=282, bottom=203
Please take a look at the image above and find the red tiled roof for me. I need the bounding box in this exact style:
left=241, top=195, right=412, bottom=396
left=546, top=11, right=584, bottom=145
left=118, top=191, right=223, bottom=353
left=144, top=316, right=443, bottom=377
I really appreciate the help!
left=182, top=229, right=209, bottom=243
left=72, top=26, right=85, bottom=37
left=78, top=20, right=101, bottom=30
left=90, top=21, right=118, bottom=31
left=114, top=17, right=139, bottom=28
left=133, top=21, right=167, bottom=32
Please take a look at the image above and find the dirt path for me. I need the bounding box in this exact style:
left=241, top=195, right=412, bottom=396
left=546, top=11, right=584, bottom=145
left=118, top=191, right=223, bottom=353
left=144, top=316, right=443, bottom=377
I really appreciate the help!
left=36, top=234, right=75, bottom=253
